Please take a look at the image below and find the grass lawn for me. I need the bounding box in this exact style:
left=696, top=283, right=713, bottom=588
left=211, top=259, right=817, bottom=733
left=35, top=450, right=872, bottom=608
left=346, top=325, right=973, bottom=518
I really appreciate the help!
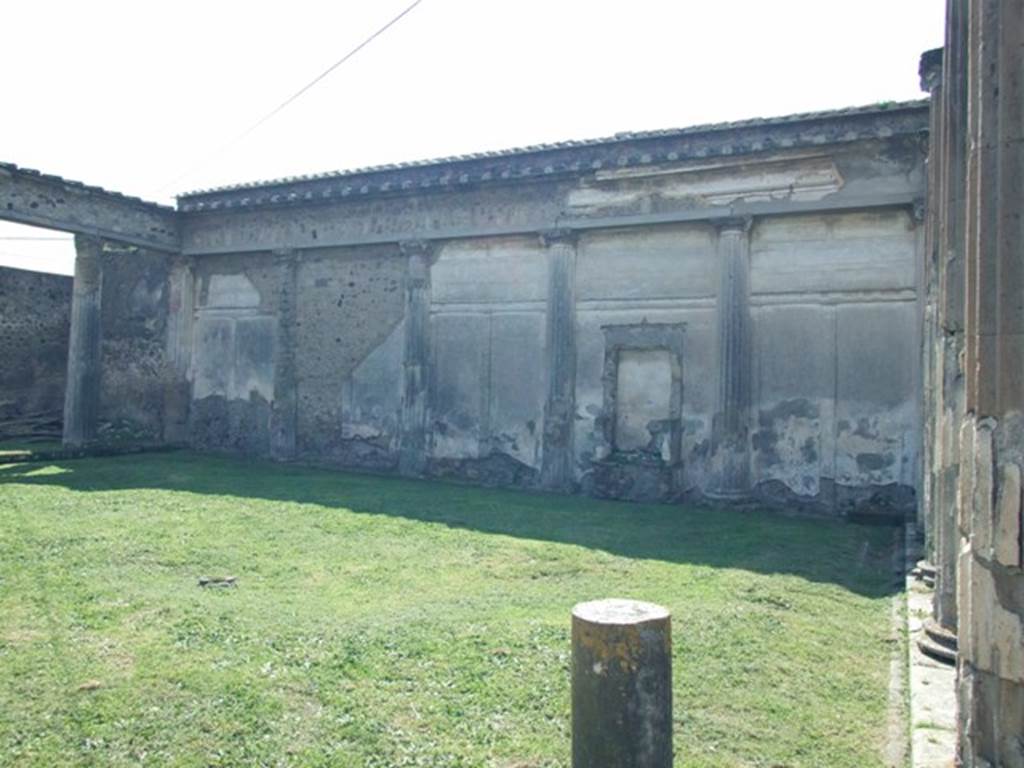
left=0, top=452, right=901, bottom=767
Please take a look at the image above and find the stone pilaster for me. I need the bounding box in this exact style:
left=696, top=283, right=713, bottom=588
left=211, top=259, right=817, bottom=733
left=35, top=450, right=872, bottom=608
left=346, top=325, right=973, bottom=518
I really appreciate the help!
left=62, top=235, right=104, bottom=447
left=270, top=249, right=299, bottom=460
left=163, top=255, right=194, bottom=444
left=709, top=217, right=753, bottom=497
left=398, top=240, right=432, bottom=476
left=165, top=256, right=195, bottom=376
left=540, top=229, right=578, bottom=491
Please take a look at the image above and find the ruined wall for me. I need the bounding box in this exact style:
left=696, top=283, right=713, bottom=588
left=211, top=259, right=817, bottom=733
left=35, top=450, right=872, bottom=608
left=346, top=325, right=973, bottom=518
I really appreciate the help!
left=295, top=245, right=406, bottom=468
left=421, top=209, right=920, bottom=510
left=175, top=104, right=929, bottom=514
left=176, top=209, right=921, bottom=512
left=45, top=238, right=180, bottom=448
left=189, top=253, right=279, bottom=454
left=428, top=236, right=548, bottom=484
left=98, top=246, right=174, bottom=442
left=186, top=246, right=409, bottom=461
left=0, top=266, right=71, bottom=424
left=572, top=224, right=716, bottom=500
left=749, top=210, right=920, bottom=512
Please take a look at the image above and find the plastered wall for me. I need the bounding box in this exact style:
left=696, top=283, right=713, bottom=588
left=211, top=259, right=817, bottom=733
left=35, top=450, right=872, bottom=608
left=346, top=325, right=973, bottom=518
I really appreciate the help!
left=175, top=208, right=920, bottom=513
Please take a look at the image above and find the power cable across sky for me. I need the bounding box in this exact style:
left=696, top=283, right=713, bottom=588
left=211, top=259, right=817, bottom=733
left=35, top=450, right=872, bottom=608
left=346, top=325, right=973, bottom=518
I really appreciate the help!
left=156, top=0, right=426, bottom=196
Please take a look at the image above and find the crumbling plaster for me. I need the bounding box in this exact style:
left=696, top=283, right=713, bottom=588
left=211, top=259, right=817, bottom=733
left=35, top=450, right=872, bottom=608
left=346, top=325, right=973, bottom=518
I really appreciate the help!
left=163, top=107, right=929, bottom=513
left=0, top=102, right=931, bottom=515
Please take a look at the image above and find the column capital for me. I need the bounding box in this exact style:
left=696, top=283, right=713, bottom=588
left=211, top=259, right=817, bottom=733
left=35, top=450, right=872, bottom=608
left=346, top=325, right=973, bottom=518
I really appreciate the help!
left=74, top=235, right=140, bottom=258
left=919, top=47, right=944, bottom=94
left=100, top=241, right=139, bottom=255
left=73, top=233, right=104, bottom=258
left=170, top=252, right=194, bottom=270
left=399, top=239, right=434, bottom=258
left=272, top=247, right=298, bottom=266
left=713, top=216, right=753, bottom=235
left=912, top=198, right=927, bottom=225
left=539, top=228, right=578, bottom=248
left=72, top=235, right=105, bottom=284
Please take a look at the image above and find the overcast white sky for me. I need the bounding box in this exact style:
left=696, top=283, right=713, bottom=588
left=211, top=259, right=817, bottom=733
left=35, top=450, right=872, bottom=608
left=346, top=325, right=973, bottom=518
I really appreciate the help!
left=0, top=0, right=944, bottom=275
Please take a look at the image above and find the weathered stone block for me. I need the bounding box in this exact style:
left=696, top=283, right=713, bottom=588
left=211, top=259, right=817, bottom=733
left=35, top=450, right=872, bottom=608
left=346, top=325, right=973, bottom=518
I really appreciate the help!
left=958, top=541, right=975, bottom=661
left=995, top=461, right=1023, bottom=568
left=960, top=417, right=978, bottom=539
left=973, top=419, right=995, bottom=557
left=965, top=554, right=1024, bottom=683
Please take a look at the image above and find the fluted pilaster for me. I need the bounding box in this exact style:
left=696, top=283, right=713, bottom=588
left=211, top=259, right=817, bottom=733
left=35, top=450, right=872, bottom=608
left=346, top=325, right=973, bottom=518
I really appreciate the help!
left=540, top=229, right=578, bottom=491
left=399, top=240, right=433, bottom=475
left=709, top=217, right=753, bottom=497
left=270, top=249, right=299, bottom=460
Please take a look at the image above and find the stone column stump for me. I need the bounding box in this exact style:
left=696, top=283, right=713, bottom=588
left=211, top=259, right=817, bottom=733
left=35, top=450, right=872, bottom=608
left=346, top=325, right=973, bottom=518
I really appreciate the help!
left=571, top=598, right=673, bottom=768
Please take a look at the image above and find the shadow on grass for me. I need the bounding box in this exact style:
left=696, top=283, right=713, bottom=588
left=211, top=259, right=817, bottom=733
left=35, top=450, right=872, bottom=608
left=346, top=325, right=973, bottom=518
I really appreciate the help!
left=0, top=451, right=900, bottom=599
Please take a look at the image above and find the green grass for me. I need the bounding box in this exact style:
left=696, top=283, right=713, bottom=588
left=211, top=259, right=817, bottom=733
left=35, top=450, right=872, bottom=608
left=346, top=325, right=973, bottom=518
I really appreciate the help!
left=0, top=452, right=900, bottom=767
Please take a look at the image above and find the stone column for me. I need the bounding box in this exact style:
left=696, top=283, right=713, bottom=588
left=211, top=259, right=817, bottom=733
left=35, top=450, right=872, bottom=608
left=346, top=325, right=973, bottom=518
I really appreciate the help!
left=571, top=599, right=673, bottom=768
left=398, top=240, right=432, bottom=476
left=540, top=229, right=578, bottom=491
left=930, top=6, right=971, bottom=635
left=954, top=2, right=1024, bottom=764
left=709, top=217, right=753, bottom=497
left=62, top=235, right=104, bottom=447
left=163, top=255, right=194, bottom=444
left=919, top=47, right=944, bottom=555
left=270, top=249, right=299, bottom=460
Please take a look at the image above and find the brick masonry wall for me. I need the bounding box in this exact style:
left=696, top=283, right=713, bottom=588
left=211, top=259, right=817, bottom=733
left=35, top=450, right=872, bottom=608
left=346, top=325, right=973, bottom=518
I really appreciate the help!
left=0, top=266, right=71, bottom=424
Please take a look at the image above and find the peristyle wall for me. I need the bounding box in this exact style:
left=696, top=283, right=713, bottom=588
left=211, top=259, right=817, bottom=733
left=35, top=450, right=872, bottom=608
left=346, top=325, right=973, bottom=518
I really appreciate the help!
left=161, top=103, right=930, bottom=514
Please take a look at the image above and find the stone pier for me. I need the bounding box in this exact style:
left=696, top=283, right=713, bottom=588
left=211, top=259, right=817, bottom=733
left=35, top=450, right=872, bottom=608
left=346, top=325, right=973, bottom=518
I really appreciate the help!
left=62, top=235, right=104, bottom=447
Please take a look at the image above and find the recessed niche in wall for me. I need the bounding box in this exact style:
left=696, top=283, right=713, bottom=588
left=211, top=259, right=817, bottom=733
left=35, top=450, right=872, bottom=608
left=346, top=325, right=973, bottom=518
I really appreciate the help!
left=615, top=349, right=674, bottom=454
left=600, top=322, right=685, bottom=464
